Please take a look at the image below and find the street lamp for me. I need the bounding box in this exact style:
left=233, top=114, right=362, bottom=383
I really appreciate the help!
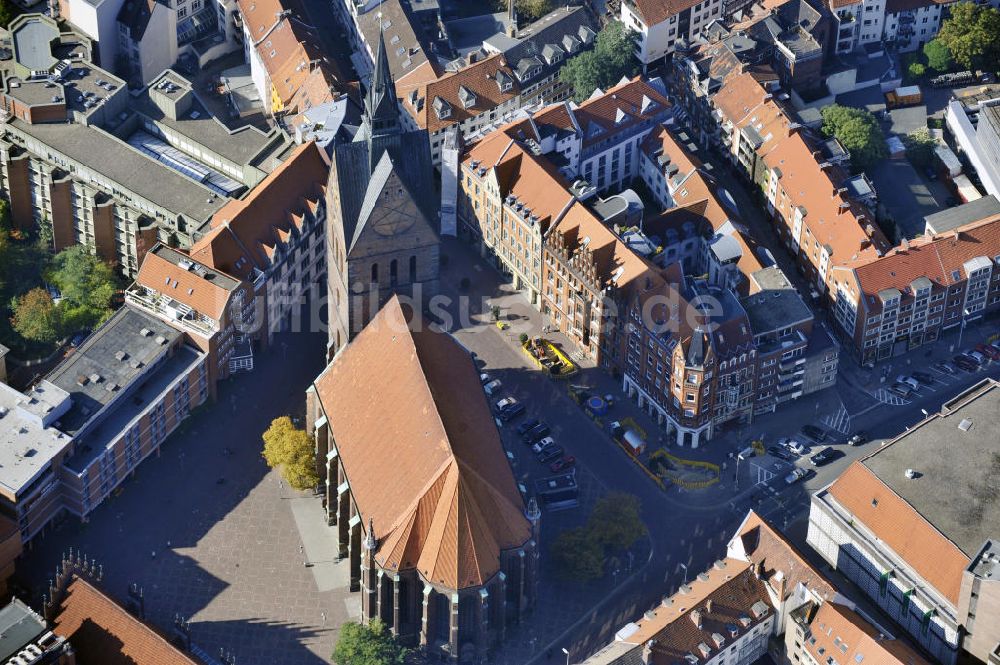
left=679, top=562, right=689, bottom=586
left=562, top=647, right=570, bottom=665
left=957, top=308, right=970, bottom=350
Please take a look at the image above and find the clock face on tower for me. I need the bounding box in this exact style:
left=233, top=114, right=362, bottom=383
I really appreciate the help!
left=371, top=187, right=416, bottom=237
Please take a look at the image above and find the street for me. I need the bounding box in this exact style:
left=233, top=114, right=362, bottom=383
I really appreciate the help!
left=433, top=236, right=1000, bottom=663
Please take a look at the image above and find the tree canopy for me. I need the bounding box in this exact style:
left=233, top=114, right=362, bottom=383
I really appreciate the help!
left=903, top=128, right=937, bottom=169
left=936, top=2, right=1000, bottom=71
left=589, top=492, right=647, bottom=551
left=820, top=105, right=886, bottom=171
left=515, top=0, right=551, bottom=22
left=559, top=21, right=639, bottom=102
left=47, top=245, right=118, bottom=332
left=0, top=0, right=16, bottom=30
left=262, top=416, right=320, bottom=490
left=550, top=492, right=647, bottom=581
left=922, top=39, right=953, bottom=73
left=12, top=288, right=61, bottom=344
left=551, top=527, right=605, bottom=581
left=332, top=620, right=408, bottom=665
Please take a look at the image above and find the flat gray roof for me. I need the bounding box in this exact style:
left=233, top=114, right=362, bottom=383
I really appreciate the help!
left=924, top=194, right=1000, bottom=234
left=9, top=118, right=226, bottom=221
left=863, top=379, right=1000, bottom=557
left=5, top=78, right=65, bottom=108
left=743, top=266, right=812, bottom=335
left=61, top=62, right=125, bottom=115
left=63, top=344, right=203, bottom=473
left=12, top=17, right=58, bottom=72
left=0, top=599, right=49, bottom=661
left=0, top=381, right=72, bottom=497
left=134, top=91, right=285, bottom=169
left=46, top=307, right=182, bottom=435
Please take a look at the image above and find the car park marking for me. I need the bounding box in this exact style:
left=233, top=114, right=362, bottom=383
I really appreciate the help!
left=821, top=406, right=851, bottom=435
left=872, top=388, right=910, bottom=405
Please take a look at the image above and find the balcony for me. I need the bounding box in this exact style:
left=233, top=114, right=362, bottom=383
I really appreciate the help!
left=125, top=288, right=218, bottom=337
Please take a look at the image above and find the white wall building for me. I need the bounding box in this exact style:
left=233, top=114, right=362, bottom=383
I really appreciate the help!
left=621, top=0, right=724, bottom=67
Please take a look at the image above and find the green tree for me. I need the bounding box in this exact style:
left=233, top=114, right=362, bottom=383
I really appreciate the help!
left=262, top=416, right=319, bottom=490
left=588, top=492, right=647, bottom=551
left=47, top=245, right=117, bottom=330
left=903, top=128, right=937, bottom=168
left=0, top=0, right=16, bottom=29
left=559, top=21, right=639, bottom=102
left=36, top=215, right=54, bottom=251
left=907, top=61, right=926, bottom=80
left=11, top=287, right=60, bottom=344
left=820, top=104, right=887, bottom=171
left=551, top=527, right=605, bottom=581
left=515, top=0, right=551, bottom=21
left=922, top=39, right=953, bottom=73
left=332, top=619, right=407, bottom=665
left=937, top=2, right=1000, bottom=70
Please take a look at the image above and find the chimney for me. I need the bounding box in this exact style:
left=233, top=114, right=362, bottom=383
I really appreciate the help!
left=754, top=560, right=764, bottom=579
left=705, top=599, right=713, bottom=614
left=468, top=51, right=478, bottom=65
left=775, top=570, right=786, bottom=602
left=642, top=640, right=656, bottom=664
left=691, top=608, right=704, bottom=629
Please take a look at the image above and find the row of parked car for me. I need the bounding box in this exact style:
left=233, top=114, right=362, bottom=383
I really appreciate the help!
left=890, top=343, right=1000, bottom=397
left=482, top=373, right=575, bottom=473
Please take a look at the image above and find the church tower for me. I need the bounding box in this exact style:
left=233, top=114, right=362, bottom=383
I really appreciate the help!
left=324, top=31, right=441, bottom=360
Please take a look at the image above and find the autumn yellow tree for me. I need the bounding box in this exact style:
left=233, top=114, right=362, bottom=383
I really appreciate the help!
left=262, top=416, right=319, bottom=490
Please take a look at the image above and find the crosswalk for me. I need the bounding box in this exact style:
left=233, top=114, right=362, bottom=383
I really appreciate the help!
left=821, top=405, right=851, bottom=434
left=872, top=387, right=910, bottom=406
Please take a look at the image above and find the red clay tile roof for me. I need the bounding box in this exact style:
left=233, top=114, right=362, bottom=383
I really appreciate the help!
left=548, top=201, right=663, bottom=297
left=621, top=559, right=773, bottom=664
left=190, top=142, right=329, bottom=278
left=732, top=511, right=836, bottom=602
left=135, top=245, right=241, bottom=321
left=827, top=462, right=970, bottom=605
left=630, top=0, right=703, bottom=25
left=848, top=213, right=1000, bottom=304
left=405, top=54, right=520, bottom=133
left=806, top=602, right=930, bottom=665
left=312, top=296, right=531, bottom=590
left=52, top=576, right=198, bottom=665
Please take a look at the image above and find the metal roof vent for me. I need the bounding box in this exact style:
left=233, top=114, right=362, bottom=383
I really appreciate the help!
left=905, top=469, right=918, bottom=479
left=88, top=373, right=101, bottom=383
left=139, top=327, right=152, bottom=336
left=155, top=335, right=167, bottom=345
left=958, top=419, right=973, bottom=432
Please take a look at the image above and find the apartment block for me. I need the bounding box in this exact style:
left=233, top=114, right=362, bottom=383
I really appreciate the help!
left=621, top=0, right=726, bottom=66
left=402, top=7, right=598, bottom=166
left=0, top=19, right=290, bottom=275
left=127, top=243, right=259, bottom=384
left=46, top=307, right=210, bottom=519
left=829, top=0, right=954, bottom=54
left=581, top=511, right=926, bottom=665
left=829, top=204, right=1000, bottom=364
left=807, top=378, right=1000, bottom=664
left=189, top=141, right=330, bottom=343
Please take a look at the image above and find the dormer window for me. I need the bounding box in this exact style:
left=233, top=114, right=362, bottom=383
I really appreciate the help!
left=433, top=96, right=452, bottom=120
left=458, top=85, right=476, bottom=109
left=542, top=44, right=564, bottom=65
left=496, top=70, right=513, bottom=93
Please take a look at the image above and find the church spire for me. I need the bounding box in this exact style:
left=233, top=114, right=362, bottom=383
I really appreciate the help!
left=365, top=29, right=400, bottom=137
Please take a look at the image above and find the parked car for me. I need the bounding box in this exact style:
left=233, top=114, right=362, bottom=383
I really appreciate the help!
left=848, top=431, right=868, bottom=446
left=549, top=456, right=576, bottom=473
left=800, top=425, right=827, bottom=443
left=976, top=343, right=1000, bottom=361
left=483, top=379, right=503, bottom=396
left=516, top=419, right=540, bottom=437
left=809, top=447, right=835, bottom=466
left=896, top=375, right=920, bottom=391
left=934, top=360, right=957, bottom=374
left=911, top=371, right=935, bottom=385
left=499, top=401, right=525, bottom=421
left=967, top=350, right=988, bottom=365
left=522, top=423, right=551, bottom=445
left=479, top=373, right=491, bottom=384
left=537, top=445, right=565, bottom=464
left=779, top=437, right=807, bottom=455
left=889, top=382, right=914, bottom=398
left=785, top=468, right=808, bottom=485
left=767, top=445, right=792, bottom=461
left=953, top=354, right=978, bottom=371
left=531, top=436, right=555, bottom=454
